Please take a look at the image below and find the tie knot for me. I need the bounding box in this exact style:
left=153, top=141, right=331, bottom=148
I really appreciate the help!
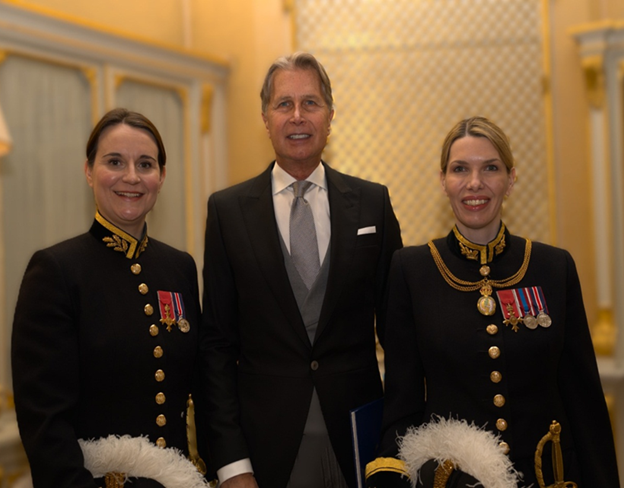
left=292, top=180, right=313, bottom=198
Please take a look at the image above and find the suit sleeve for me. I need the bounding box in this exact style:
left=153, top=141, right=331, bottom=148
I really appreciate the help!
left=200, top=194, right=251, bottom=472
left=557, top=251, right=619, bottom=485
left=373, top=185, right=403, bottom=346
left=11, top=250, right=97, bottom=488
left=367, top=250, right=422, bottom=488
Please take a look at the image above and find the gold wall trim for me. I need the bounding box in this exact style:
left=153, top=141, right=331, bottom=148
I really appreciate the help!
left=582, top=55, right=606, bottom=109
left=541, top=0, right=557, bottom=245
left=201, top=84, right=214, bottom=135
left=180, top=89, right=194, bottom=256
left=0, top=50, right=6, bottom=65
left=114, top=74, right=186, bottom=94
left=0, top=0, right=229, bottom=67
left=80, top=66, right=99, bottom=127
left=568, top=19, right=624, bottom=37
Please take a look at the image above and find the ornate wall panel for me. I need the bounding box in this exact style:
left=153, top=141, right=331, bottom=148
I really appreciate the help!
left=295, top=0, right=551, bottom=246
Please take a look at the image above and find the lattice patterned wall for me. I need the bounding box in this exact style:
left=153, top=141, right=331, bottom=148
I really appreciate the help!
left=295, top=0, right=550, bottom=246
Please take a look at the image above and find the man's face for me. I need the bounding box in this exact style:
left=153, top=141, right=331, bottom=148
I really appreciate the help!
left=262, top=68, right=334, bottom=172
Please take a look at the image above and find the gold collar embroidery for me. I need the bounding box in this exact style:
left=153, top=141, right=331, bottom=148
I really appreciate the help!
left=453, top=223, right=506, bottom=265
left=95, top=211, right=148, bottom=259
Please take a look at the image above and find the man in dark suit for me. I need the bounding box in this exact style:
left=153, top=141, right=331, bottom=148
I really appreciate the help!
left=200, top=52, right=402, bottom=488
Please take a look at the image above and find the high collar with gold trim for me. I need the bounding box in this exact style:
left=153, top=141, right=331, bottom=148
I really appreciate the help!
left=90, top=212, right=149, bottom=259
left=450, top=223, right=507, bottom=265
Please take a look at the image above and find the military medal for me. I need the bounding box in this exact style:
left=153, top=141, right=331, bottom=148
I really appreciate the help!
left=517, top=287, right=538, bottom=329
left=531, top=286, right=551, bottom=328
left=157, top=291, right=177, bottom=331
left=157, top=290, right=191, bottom=332
left=172, top=292, right=191, bottom=333
left=476, top=266, right=497, bottom=316
left=177, top=318, right=190, bottom=333
left=478, top=283, right=496, bottom=316
left=496, top=289, right=524, bottom=332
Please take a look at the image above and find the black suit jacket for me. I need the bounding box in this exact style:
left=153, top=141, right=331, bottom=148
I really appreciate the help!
left=12, top=216, right=202, bottom=488
left=200, top=162, right=402, bottom=487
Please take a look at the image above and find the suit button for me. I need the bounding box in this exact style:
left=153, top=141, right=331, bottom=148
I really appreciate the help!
left=490, top=371, right=502, bottom=383
left=149, top=324, right=159, bottom=337
left=310, top=361, right=319, bottom=371
left=156, top=414, right=167, bottom=427
left=156, top=437, right=166, bottom=448
left=138, top=283, right=149, bottom=295
left=131, top=263, right=142, bottom=275
left=144, top=304, right=154, bottom=316
left=488, top=346, right=500, bottom=359
left=499, top=441, right=510, bottom=454
left=155, top=369, right=165, bottom=382
left=155, top=392, right=166, bottom=405
left=493, top=394, right=506, bottom=407
left=496, top=418, right=508, bottom=431
left=153, top=346, right=163, bottom=358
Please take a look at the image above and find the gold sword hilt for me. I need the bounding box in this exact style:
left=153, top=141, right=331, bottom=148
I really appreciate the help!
left=534, top=420, right=577, bottom=488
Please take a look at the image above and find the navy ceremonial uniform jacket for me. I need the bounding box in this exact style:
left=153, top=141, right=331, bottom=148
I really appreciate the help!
left=12, top=213, right=202, bottom=488
left=369, top=226, right=619, bottom=487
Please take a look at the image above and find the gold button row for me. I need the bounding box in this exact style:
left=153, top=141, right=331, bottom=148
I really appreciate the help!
left=131, top=266, right=169, bottom=450
left=487, top=324, right=510, bottom=446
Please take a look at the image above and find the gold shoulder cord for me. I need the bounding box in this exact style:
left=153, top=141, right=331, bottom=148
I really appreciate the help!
left=428, top=238, right=532, bottom=316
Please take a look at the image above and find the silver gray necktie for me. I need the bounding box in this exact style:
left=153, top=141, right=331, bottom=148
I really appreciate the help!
left=290, top=181, right=320, bottom=290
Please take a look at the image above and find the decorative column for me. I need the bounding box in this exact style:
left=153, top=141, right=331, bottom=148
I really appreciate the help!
left=571, top=24, right=623, bottom=357
left=572, top=20, right=624, bottom=475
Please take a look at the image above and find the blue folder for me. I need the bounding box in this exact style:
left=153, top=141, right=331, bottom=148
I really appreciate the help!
left=350, top=397, right=384, bottom=488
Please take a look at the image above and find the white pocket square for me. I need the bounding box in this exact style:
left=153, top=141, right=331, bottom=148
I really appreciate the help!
left=357, top=226, right=376, bottom=235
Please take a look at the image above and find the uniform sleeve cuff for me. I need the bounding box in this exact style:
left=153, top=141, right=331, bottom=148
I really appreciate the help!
left=365, top=457, right=411, bottom=488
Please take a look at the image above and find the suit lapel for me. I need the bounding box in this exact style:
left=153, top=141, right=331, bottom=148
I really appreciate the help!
left=316, top=164, right=360, bottom=341
left=239, top=164, right=311, bottom=349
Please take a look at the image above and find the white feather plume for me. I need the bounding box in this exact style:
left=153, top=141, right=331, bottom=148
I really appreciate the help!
left=79, top=435, right=209, bottom=488
left=398, top=417, right=521, bottom=488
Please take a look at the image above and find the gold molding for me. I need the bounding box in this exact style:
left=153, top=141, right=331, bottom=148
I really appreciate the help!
left=568, top=19, right=624, bottom=37
left=540, top=0, right=557, bottom=245
left=80, top=67, right=99, bottom=126
left=0, top=50, right=8, bottom=65
left=593, top=308, right=616, bottom=356
left=201, top=84, right=214, bottom=134
left=582, top=55, right=606, bottom=109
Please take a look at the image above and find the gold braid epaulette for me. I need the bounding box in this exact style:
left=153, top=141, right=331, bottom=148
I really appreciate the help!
left=365, top=457, right=409, bottom=479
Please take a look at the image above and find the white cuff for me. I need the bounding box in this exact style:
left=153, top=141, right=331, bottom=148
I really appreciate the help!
left=217, top=458, right=253, bottom=484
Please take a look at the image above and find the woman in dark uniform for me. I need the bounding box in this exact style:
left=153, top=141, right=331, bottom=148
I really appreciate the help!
left=12, top=108, right=208, bottom=488
left=366, top=117, right=619, bottom=487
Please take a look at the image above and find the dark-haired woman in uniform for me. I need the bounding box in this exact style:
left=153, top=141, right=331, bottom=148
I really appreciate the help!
left=12, top=108, right=208, bottom=488
left=366, top=117, right=619, bottom=487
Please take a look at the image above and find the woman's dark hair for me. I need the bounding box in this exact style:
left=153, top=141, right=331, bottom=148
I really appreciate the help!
left=86, top=108, right=166, bottom=169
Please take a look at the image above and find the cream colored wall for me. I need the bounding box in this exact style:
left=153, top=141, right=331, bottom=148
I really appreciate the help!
left=11, top=0, right=291, bottom=186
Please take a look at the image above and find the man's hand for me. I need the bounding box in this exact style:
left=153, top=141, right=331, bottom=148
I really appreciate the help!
left=220, top=473, right=259, bottom=488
